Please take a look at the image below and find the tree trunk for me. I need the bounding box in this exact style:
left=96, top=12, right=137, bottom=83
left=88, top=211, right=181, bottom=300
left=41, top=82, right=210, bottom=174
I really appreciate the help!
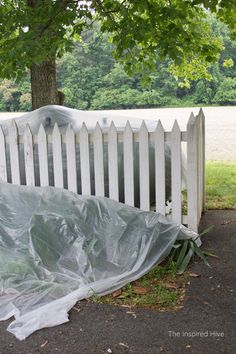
left=30, top=58, right=64, bottom=110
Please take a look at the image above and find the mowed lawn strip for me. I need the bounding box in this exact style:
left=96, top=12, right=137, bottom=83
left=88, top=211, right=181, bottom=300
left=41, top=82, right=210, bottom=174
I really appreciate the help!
left=206, top=162, right=236, bottom=210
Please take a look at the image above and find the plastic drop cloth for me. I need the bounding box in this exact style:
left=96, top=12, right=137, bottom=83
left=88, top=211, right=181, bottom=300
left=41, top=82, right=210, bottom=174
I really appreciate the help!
left=0, top=182, right=198, bottom=340
left=0, top=105, right=187, bottom=203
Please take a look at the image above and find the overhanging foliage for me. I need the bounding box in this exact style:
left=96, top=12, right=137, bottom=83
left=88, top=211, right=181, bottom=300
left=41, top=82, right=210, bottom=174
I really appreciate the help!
left=0, top=0, right=235, bottom=83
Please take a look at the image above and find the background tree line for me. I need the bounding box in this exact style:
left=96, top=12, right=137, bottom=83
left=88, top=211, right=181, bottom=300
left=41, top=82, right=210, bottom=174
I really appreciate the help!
left=0, top=15, right=235, bottom=112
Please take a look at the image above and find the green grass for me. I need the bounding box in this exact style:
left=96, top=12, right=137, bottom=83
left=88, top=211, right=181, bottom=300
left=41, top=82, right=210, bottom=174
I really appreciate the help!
left=206, top=162, right=236, bottom=209
left=85, top=261, right=188, bottom=311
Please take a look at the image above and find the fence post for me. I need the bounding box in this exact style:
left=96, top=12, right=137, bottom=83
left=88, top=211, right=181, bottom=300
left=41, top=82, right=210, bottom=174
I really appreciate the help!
left=187, top=113, right=198, bottom=232
left=198, top=108, right=205, bottom=213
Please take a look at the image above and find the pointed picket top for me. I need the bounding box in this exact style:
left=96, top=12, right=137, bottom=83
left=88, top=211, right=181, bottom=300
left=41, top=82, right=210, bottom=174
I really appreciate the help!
left=187, top=112, right=196, bottom=127
left=198, top=107, right=205, bottom=118
left=0, top=125, right=7, bottom=182
left=124, top=120, right=132, bottom=134
left=108, top=121, right=117, bottom=146
left=52, top=122, right=60, bottom=137
left=38, top=123, right=46, bottom=138
left=124, top=120, right=133, bottom=143
left=23, top=124, right=33, bottom=151
left=155, top=119, right=164, bottom=134
left=172, top=119, right=181, bottom=134
left=109, top=120, right=117, bottom=135
left=140, top=120, right=148, bottom=133
left=94, top=122, right=103, bottom=145
left=9, top=119, right=18, bottom=143
left=139, top=120, right=148, bottom=143
left=94, top=122, right=103, bottom=147
left=66, top=123, right=74, bottom=138
left=80, top=122, right=89, bottom=144
left=95, top=121, right=102, bottom=134
left=81, top=122, right=88, bottom=135
left=94, top=122, right=102, bottom=138
left=10, top=119, right=17, bottom=131
left=23, top=123, right=32, bottom=138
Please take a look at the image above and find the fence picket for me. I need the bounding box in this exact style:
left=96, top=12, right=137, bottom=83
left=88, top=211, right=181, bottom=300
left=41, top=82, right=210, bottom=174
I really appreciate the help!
left=66, top=124, right=77, bottom=193
left=139, top=121, right=150, bottom=211
left=187, top=113, right=198, bottom=232
left=155, top=120, right=165, bottom=215
left=52, top=123, right=63, bottom=188
left=171, top=120, right=182, bottom=223
left=23, top=124, right=35, bottom=186
left=108, top=121, right=119, bottom=201
left=9, top=120, right=20, bottom=184
left=80, top=123, right=91, bottom=195
left=38, top=124, right=49, bottom=186
left=123, top=121, right=134, bottom=206
left=94, top=122, right=104, bottom=196
left=0, top=126, right=7, bottom=182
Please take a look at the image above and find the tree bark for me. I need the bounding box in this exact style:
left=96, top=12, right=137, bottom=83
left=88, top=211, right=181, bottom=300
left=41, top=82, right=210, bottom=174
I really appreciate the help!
left=30, top=57, right=64, bottom=110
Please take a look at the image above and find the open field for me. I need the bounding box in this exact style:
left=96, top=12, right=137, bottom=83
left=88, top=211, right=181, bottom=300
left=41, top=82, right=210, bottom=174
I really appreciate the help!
left=95, top=106, right=236, bottom=162
left=1, top=106, right=235, bottom=161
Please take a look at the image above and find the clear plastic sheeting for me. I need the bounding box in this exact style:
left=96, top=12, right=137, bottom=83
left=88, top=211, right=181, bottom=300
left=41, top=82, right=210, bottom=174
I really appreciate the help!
left=0, top=183, right=197, bottom=340
left=0, top=104, right=158, bottom=134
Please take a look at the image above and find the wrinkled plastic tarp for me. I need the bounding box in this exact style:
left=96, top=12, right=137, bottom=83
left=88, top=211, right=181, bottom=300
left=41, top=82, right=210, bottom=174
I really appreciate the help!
left=0, top=183, right=197, bottom=340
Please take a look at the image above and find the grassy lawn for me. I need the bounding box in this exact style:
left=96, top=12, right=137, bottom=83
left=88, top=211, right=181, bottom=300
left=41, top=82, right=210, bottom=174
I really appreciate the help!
left=86, top=261, right=189, bottom=311
left=206, top=162, right=236, bottom=210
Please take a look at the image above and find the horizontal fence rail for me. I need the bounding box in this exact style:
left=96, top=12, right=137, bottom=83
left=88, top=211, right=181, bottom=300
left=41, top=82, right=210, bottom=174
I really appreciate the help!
left=0, top=110, right=205, bottom=232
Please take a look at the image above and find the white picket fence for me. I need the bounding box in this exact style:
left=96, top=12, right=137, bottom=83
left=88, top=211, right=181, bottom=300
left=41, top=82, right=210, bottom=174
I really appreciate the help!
left=0, top=109, right=205, bottom=232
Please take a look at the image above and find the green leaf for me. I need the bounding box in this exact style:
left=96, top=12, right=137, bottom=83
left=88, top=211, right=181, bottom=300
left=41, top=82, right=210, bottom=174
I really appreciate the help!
left=192, top=241, right=210, bottom=267
left=177, top=249, right=193, bottom=275
left=199, top=225, right=214, bottom=237
left=176, top=240, right=189, bottom=268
